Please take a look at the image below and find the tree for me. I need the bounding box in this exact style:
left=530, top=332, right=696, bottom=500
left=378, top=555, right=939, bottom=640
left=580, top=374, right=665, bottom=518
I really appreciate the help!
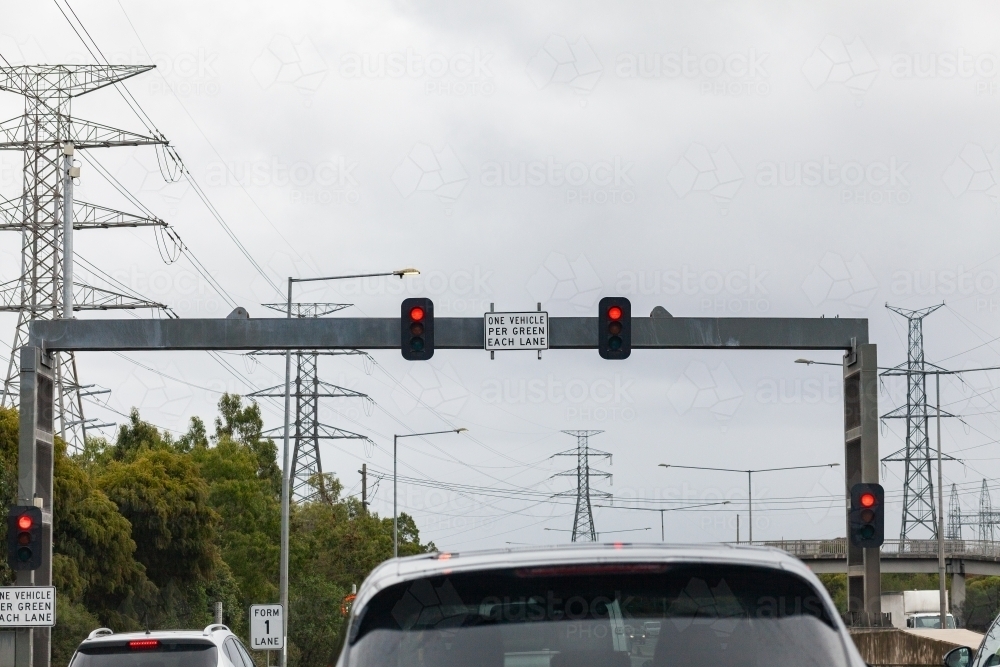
left=97, top=448, right=220, bottom=587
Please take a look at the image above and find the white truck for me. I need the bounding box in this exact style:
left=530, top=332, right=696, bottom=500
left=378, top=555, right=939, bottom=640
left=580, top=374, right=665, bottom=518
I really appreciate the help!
left=881, top=590, right=957, bottom=629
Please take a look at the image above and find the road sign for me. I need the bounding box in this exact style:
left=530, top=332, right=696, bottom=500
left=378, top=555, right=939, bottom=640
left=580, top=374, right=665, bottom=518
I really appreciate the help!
left=0, top=586, right=55, bottom=627
left=250, top=604, right=283, bottom=650
left=484, top=312, right=549, bottom=351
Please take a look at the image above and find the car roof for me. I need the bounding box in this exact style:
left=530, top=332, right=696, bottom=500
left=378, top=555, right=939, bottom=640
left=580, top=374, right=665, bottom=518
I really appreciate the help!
left=80, top=627, right=232, bottom=647
left=352, top=542, right=827, bottom=614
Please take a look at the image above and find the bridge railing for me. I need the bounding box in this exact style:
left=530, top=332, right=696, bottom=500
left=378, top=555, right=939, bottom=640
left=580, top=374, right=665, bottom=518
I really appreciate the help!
left=745, top=538, right=1000, bottom=560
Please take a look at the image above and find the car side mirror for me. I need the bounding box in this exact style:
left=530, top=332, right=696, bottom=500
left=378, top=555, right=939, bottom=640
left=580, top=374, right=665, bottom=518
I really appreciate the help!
left=944, top=646, right=972, bottom=667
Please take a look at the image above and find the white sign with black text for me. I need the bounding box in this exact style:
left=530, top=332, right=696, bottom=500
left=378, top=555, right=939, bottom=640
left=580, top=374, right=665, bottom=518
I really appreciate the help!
left=485, top=312, right=549, bottom=351
left=0, top=586, right=55, bottom=627
left=250, top=604, right=283, bottom=650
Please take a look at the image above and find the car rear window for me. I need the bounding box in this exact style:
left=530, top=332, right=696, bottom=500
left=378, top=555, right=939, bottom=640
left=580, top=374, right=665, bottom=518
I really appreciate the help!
left=70, top=640, right=218, bottom=667
left=347, top=563, right=851, bottom=667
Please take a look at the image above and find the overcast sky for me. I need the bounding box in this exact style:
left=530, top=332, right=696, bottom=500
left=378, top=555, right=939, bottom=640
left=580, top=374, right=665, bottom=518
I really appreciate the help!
left=3, top=0, right=1000, bottom=551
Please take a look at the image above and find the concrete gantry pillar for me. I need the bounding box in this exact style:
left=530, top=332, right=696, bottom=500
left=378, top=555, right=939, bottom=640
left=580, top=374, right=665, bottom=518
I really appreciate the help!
left=845, top=343, right=881, bottom=619
left=951, top=561, right=966, bottom=625
left=16, top=346, right=54, bottom=667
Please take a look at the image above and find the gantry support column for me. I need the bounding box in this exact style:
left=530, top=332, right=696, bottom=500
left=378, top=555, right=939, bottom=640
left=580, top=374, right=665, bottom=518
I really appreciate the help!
left=845, top=343, right=881, bottom=620
left=16, top=347, right=54, bottom=667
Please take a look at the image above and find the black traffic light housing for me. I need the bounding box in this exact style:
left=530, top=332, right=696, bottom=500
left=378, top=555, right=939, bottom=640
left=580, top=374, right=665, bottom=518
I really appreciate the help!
left=598, top=297, right=631, bottom=360
left=401, top=298, right=434, bottom=360
left=7, top=506, right=42, bottom=570
left=849, top=483, right=884, bottom=548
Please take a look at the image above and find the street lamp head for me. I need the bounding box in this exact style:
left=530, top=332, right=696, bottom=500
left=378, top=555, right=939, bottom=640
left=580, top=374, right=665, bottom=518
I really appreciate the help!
left=794, top=359, right=813, bottom=364
left=658, top=464, right=669, bottom=468
left=393, top=268, right=421, bottom=278
left=455, top=428, right=468, bottom=433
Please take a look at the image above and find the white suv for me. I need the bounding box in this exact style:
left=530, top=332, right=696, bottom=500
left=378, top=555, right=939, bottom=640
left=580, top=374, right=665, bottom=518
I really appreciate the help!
left=68, top=624, right=256, bottom=667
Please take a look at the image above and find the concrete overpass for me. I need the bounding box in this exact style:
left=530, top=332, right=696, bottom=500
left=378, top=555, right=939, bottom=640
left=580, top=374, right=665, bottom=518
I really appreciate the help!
left=756, top=539, right=1000, bottom=609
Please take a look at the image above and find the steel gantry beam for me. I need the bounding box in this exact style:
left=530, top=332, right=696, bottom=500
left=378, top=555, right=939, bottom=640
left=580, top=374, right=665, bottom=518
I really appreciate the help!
left=28, top=316, right=868, bottom=351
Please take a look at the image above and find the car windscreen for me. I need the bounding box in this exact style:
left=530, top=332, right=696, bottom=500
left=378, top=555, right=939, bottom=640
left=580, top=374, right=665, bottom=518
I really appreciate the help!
left=346, top=562, right=852, bottom=667
left=70, top=640, right=218, bottom=667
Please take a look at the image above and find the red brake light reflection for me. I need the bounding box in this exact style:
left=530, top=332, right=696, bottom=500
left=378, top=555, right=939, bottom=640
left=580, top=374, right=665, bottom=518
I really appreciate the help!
left=860, top=493, right=876, bottom=508
left=128, top=640, right=160, bottom=650
left=515, top=563, right=668, bottom=577
left=16, top=515, right=32, bottom=530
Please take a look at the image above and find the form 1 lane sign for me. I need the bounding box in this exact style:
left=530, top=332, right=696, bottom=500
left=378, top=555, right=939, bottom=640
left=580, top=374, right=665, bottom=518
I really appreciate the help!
left=485, top=312, right=549, bottom=351
left=0, top=586, right=55, bottom=627
left=250, top=604, right=283, bottom=650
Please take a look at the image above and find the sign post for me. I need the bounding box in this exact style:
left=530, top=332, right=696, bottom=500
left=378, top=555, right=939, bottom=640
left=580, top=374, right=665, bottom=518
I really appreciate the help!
left=250, top=604, right=283, bottom=652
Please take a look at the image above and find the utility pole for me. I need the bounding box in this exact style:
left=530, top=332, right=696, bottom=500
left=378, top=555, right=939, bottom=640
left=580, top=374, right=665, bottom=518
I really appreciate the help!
left=0, top=64, right=174, bottom=450
left=359, top=463, right=367, bottom=513
left=881, top=304, right=945, bottom=540
left=554, top=430, right=611, bottom=542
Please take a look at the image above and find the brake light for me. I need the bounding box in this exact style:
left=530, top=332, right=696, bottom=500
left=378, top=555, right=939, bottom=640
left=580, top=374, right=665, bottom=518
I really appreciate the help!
left=128, top=640, right=160, bottom=650
left=515, top=563, right=668, bottom=577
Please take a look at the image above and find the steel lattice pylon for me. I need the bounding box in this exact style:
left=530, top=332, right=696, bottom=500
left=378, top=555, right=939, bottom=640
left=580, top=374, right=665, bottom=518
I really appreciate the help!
left=880, top=303, right=945, bottom=540
left=948, top=483, right=962, bottom=540
left=981, top=479, right=996, bottom=543
left=945, top=479, right=1000, bottom=542
left=554, top=430, right=611, bottom=542
left=250, top=303, right=373, bottom=503
left=0, top=65, right=173, bottom=449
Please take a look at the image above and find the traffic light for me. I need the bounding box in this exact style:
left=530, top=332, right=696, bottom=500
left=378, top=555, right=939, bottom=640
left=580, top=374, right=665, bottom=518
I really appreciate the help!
left=7, top=506, right=41, bottom=570
left=598, top=297, right=631, bottom=360
left=401, top=298, right=434, bottom=360
left=849, top=483, right=884, bottom=548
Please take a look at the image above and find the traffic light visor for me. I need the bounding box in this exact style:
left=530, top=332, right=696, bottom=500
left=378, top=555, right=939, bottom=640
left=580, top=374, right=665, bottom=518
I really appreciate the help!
left=16, top=515, right=31, bottom=530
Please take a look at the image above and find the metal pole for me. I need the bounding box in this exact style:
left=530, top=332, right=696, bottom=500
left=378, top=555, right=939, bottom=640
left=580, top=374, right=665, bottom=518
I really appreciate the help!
left=393, top=435, right=398, bottom=558
left=660, top=510, right=664, bottom=541
left=748, top=471, right=753, bottom=543
left=937, top=373, right=946, bottom=628
left=278, top=278, right=292, bottom=667
left=737, top=514, right=740, bottom=543
left=61, top=144, right=73, bottom=320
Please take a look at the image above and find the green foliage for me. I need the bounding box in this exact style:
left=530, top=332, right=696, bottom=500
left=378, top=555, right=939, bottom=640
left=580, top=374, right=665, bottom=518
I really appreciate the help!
left=963, top=576, right=1000, bottom=632
left=97, top=448, right=220, bottom=587
left=0, top=395, right=435, bottom=661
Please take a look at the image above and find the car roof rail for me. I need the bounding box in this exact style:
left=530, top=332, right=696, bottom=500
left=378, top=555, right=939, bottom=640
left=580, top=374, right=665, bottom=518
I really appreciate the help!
left=88, top=628, right=114, bottom=639
left=203, top=624, right=230, bottom=636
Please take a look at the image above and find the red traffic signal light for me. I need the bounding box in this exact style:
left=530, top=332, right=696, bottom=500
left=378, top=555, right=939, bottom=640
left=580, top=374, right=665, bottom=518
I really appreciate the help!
left=598, top=297, right=631, bottom=360
left=7, top=506, right=42, bottom=570
left=401, top=298, right=434, bottom=360
left=849, top=483, right=884, bottom=548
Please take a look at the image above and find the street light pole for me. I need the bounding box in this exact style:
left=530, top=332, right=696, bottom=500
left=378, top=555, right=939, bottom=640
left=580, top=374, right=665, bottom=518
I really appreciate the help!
left=659, top=463, right=840, bottom=543
left=937, top=373, right=946, bottom=628
left=394, top=429, right=466, bottom=558
left=277, top=268, right=418, bottom=667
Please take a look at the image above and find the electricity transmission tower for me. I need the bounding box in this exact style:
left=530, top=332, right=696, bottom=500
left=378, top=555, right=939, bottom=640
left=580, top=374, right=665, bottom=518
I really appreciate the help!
left=881, top=303, right=953, bottom=540
left=554, top=430, right=612, bottom=542
left=0, top=64, right=172, bottom=448
left=981, top=479, right=996, bottom=543
left=249, top=303, right=373, bottom=503
left=948, top=483, right=962, bottom=540
left=945, top=479, right=1000, bottom=542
